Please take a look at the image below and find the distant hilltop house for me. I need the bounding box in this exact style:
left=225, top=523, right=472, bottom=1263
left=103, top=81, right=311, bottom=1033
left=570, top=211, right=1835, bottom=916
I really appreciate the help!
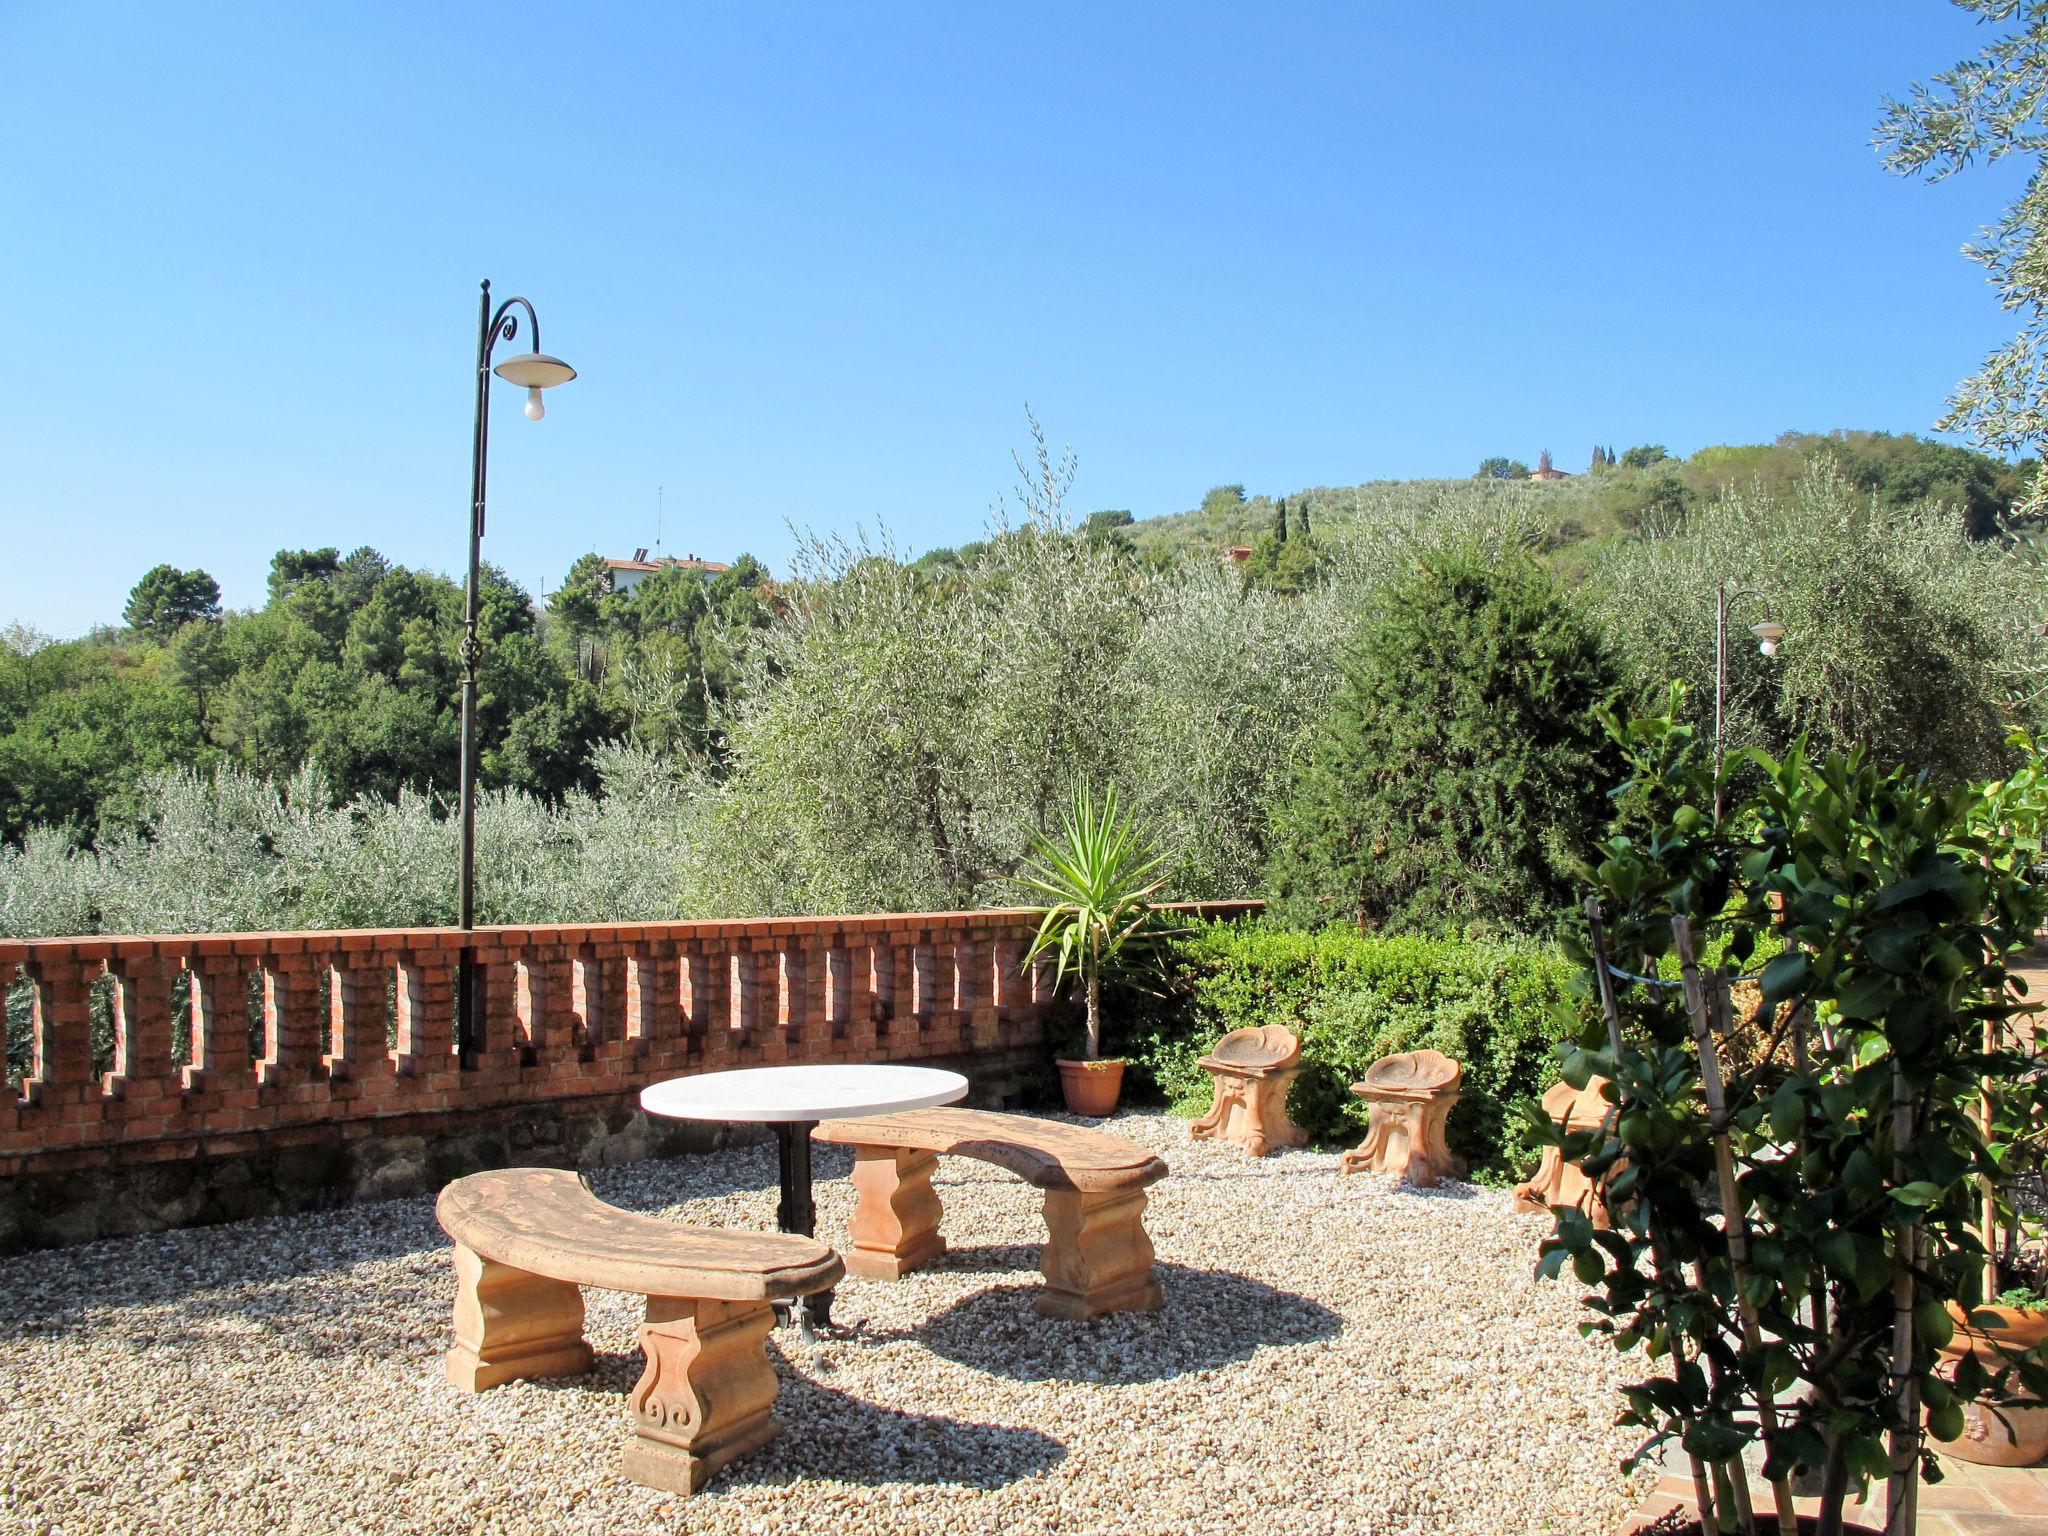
left=1221, top=544, right=1255, bottom=564
left=1527, top=449, right=1569, bottom=483
left=605, top=549, right=731, bottom=594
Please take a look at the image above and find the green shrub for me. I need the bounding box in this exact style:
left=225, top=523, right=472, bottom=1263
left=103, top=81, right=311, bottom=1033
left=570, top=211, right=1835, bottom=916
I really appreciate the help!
left=1263, top=547, right=1622, bottom=937
left=1109, top=918, right=1576, bottom=1181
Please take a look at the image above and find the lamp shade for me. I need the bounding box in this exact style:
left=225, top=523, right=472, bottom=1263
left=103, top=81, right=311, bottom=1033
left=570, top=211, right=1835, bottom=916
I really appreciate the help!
left=493, top=352, right=576, bottom=390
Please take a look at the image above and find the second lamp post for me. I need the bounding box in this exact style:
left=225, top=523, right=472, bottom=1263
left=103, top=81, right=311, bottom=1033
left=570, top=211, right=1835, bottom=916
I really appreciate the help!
left=457, top=279, right=576, bottom=1056
left=1712, top=580, right=1786, bottom=823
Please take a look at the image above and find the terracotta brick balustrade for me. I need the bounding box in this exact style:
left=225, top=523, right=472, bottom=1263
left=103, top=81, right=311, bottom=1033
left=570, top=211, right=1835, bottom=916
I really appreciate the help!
left=0, top=903, right=1258, bottom=1249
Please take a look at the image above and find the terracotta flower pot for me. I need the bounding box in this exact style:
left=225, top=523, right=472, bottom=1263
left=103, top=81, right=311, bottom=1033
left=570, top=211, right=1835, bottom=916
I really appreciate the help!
left=1946, top=1299, right=2048, bottom=1351
left=1056, top=1058, right=1125, bottom=1117
left=1933, top=1300, right=2048, bottom=1466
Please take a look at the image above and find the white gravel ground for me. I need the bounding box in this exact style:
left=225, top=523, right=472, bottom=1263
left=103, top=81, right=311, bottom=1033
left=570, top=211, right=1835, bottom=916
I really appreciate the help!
left=0, top=1111, right=1652, bottom=1536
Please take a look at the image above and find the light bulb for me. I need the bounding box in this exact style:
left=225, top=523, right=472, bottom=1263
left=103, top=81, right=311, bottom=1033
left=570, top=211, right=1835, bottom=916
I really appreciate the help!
left=524, top=387, right=545, bottom=421
left=1759, top=638, right=1780, bottom=657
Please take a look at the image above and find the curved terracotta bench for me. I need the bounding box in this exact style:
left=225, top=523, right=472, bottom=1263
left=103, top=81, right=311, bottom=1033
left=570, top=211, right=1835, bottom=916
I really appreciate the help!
left=436, top=1168, right=842, bottom=1495
left=812, top=1106, right=1167, bottom=1319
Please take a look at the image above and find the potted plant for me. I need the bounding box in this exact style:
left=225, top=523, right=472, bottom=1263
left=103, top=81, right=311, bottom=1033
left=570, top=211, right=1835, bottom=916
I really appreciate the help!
left=1018, top=783, right=1170, bottom=1117
left=1537, top=699, right=2048, bottom=1536
left=1938, top=1266, right=2048, bottom=1466
left=1936, top=731, right=2048, bottom=1465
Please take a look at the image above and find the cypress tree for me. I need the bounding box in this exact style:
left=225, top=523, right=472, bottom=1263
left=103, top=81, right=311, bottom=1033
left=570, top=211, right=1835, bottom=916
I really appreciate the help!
left=1297, top=496, right=1312, bottom=538
left=1264, top=549, right=1621, bottom=935
left=1275, top=496, right=1289, bottom=542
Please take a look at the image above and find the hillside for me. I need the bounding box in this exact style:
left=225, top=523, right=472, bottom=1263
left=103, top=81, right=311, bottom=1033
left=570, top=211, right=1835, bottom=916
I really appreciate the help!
left=1098, top=430, right=2035, bottom=568
left=1, top=426, right=2033, bottom=852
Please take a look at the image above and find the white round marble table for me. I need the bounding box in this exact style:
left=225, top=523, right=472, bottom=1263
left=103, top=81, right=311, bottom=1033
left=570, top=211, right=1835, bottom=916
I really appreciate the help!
left=640, top=1064, right=969, bottom=1329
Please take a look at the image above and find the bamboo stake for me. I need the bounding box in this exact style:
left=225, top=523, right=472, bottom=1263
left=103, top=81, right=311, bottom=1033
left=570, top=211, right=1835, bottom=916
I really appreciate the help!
left=1673, top=916, right=1800, bottom=1536
left=1773, top=893, right=1836, bottom=1366
left=1584, top=900, right=1722, bottom=1536
left=1883, top=1065, right=1921, bottom=1536
left=1982, top=1008, right=2000, bottom=1299
left=1785, top=999, right=1831, bottom=1343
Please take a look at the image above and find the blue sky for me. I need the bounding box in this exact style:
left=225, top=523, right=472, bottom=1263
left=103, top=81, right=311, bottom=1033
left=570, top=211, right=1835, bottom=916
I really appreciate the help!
left=1, top=2, right=2029, bottom=635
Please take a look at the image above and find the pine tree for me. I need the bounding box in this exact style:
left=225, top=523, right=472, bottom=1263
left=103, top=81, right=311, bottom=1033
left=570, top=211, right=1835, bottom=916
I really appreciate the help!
left=1264, top=550, right=1621, bottom=934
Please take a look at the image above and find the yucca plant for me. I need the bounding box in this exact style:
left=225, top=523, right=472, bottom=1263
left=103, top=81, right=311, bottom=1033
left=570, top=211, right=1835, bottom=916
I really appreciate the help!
left=1017, top=784, right=1169, bottom=1061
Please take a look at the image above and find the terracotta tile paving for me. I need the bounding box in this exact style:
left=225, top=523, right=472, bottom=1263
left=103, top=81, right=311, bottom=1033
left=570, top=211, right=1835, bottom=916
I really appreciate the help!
left=1618, top=1453, right=2048, bottom=1533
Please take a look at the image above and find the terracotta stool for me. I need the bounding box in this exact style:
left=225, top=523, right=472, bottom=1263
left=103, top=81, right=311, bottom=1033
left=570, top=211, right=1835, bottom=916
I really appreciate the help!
left=1189, top=1024, right=1308, bottom=1157
left=1512, top=1076, right=1622, bottom=1229
left=1340, top=1049, right=1465, bottom=1187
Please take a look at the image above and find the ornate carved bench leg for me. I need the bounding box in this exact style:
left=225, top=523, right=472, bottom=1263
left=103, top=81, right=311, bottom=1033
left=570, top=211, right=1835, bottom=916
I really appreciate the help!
left=623, top=1297, right=782, bottom=1495
left=1260, top=1067, right=1310, bottom=1151
left=842, top=1146, right=946, bottom=1279
left=1189, top=1077, right=1239, bottom=1142
left=1339, top=1116, right=1389, bottom=1176
left=1037, top=1187, right=1163, bottom=1319
left=444, top=1242, right=593, bottom=1392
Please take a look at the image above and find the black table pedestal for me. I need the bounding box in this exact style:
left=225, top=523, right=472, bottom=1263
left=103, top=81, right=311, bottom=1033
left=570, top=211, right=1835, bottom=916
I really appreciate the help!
left=771, top=1119, right=832, bottom=1331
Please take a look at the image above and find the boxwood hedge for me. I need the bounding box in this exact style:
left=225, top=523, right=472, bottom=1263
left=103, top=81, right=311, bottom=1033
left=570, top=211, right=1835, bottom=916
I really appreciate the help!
left=1103, top=919, right=1576, bottom=1182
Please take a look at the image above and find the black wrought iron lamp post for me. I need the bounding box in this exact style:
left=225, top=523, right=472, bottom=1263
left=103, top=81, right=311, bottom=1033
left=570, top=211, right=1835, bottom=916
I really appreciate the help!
left=1712, top=580, right=1786, bottom=823
left=457, top=279, right=576, bottom=1056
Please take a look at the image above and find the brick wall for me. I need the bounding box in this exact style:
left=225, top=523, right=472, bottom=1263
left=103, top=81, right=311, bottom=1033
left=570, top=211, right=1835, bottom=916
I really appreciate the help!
left=0, top=902, right=1259, bottom=1249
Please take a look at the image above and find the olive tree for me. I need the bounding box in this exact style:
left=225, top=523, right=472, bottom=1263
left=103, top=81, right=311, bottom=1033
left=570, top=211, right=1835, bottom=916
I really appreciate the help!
left=1879, top=0, right=2048, bottom=514
left=687, top=522, right=1139, bottom=916
left=1584, top=461, right=2046, bottom=784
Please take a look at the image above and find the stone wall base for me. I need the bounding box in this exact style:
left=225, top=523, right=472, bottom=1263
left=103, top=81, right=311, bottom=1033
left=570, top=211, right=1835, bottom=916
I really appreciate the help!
left=0, top=1046, right=1045, bottom=1254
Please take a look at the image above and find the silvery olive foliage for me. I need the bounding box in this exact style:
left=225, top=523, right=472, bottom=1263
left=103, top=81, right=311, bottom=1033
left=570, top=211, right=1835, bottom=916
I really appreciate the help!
left=0, top=489, right=1492, bottom=936
left=685, top=511, right=1425, bottom=916
left=1585, top=459, right=2048, bottom=784
left=1878, top=1, right=2048, bottom=511
left=687, top=519, right=1137, bottom=916
left=0, top=743, right=708, bottom=940
left=5, top=439, right=2039, bottom=943
left=1115, top=557, right=1364, bottom=900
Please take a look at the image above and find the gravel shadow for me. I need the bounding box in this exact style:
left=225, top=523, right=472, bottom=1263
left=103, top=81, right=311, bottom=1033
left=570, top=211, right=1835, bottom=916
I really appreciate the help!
left=848, top=1258, right=1342, bottom=1384
left=539, top=1346, right=1066, bottom=1490
left=587, top=1140, right=855, bottom=1214
left=735, top=1373, right=1066, bottom=1489
left=0, top=1198, right=450, bottom=1339
left=911, top=1242, right=1040, bottom=1276
left=2, top=1141, right=835, bottom=1340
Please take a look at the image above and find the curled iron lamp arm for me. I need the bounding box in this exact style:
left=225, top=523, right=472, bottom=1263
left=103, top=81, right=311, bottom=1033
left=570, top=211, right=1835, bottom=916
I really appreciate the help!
left=457, top=283, right=552, bottom=1055
left=486, top=296, right=542, bottom=364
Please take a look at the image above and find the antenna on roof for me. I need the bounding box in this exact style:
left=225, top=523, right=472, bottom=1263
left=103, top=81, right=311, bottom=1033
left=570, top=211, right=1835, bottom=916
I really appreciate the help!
left=656, top=485, right=664, bottom=554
